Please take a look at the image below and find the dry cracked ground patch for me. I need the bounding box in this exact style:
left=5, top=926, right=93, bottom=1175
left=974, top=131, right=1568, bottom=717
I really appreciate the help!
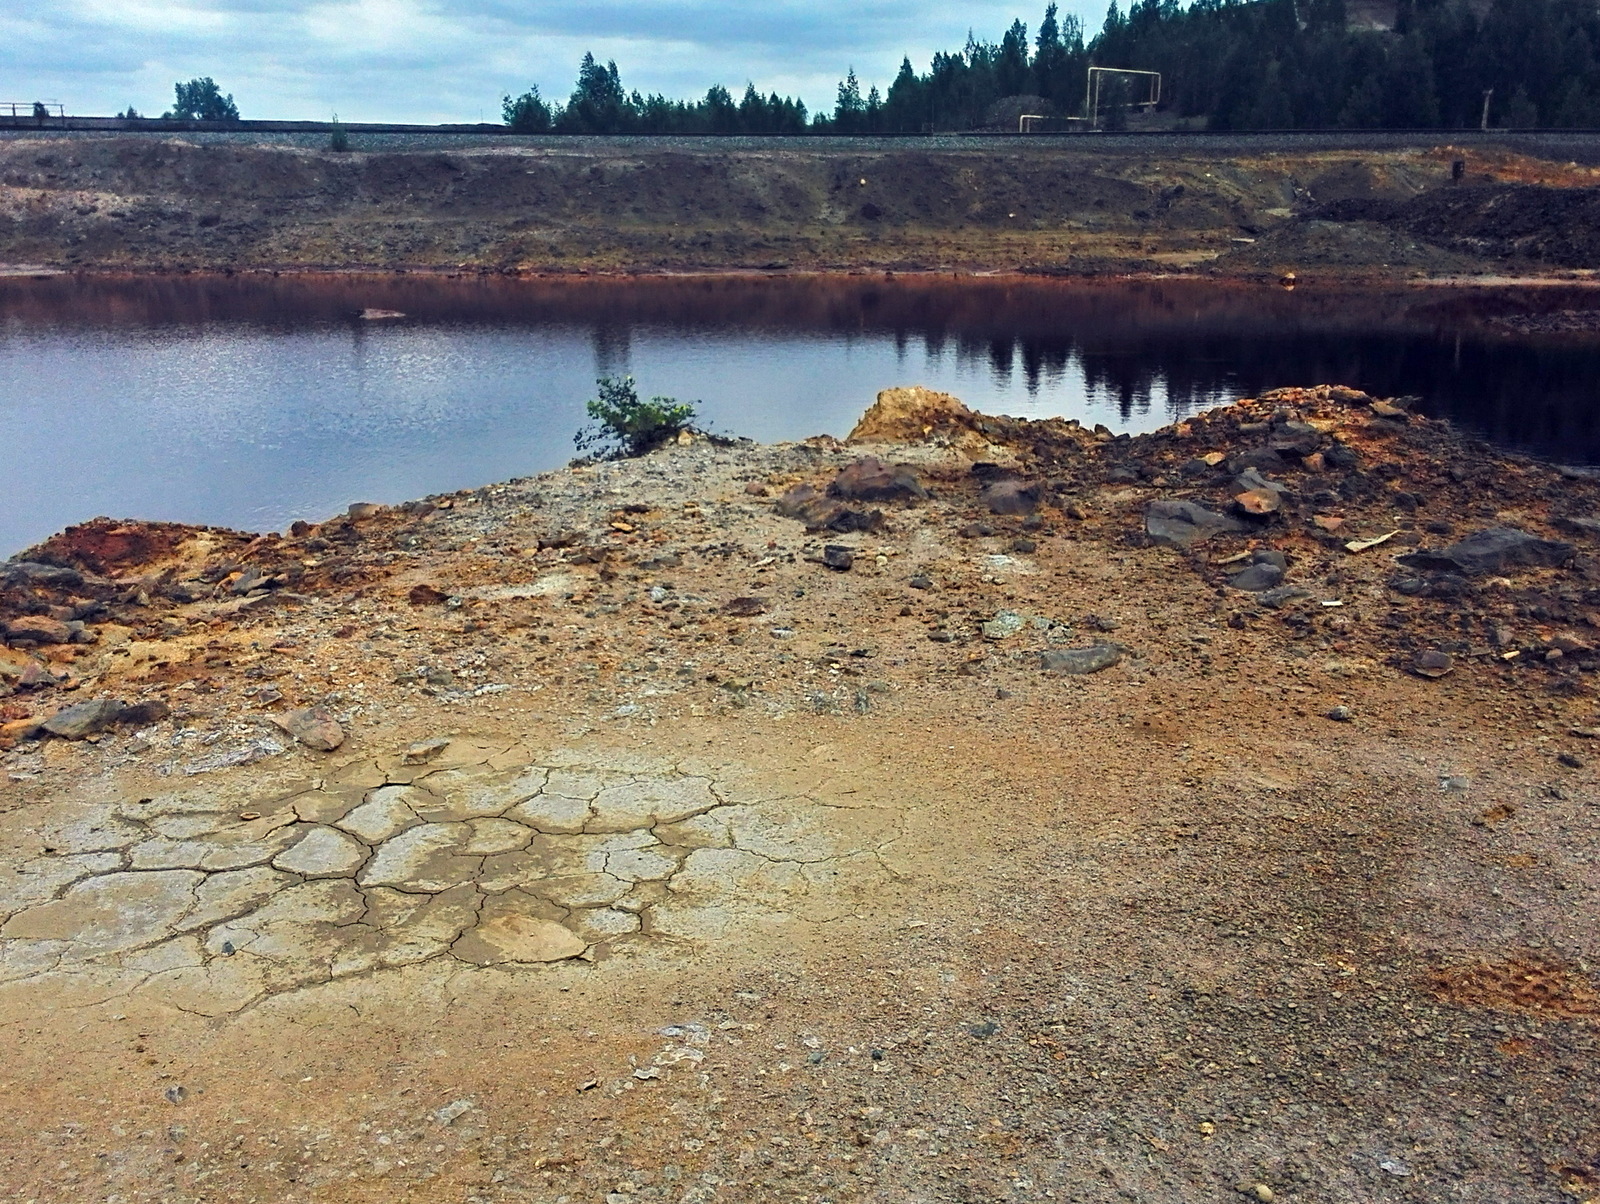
left=1, top=691, right=1599, bottom=1204
left=0, top=735, right=910, bottom=1017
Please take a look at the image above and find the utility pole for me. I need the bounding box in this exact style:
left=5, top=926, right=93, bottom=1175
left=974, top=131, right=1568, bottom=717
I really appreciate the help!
left=1480, top=88, right=1493, bottom=131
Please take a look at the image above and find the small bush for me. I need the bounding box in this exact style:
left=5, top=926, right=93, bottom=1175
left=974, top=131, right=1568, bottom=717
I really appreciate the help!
left=328, top=115, right=350, bottom=152
left=574, top=376, right=697, bottom=459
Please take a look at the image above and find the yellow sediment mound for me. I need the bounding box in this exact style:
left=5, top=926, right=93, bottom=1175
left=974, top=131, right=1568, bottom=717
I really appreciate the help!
left=847, top=386, right=979, bottom=444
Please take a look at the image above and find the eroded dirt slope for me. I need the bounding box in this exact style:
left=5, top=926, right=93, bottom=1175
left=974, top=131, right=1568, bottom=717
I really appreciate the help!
left=2, top=135, right=1595, bottom=276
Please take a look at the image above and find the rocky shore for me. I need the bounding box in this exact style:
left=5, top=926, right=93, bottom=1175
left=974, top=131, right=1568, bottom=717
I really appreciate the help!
left=2, top=386, right=1599, bottom=1202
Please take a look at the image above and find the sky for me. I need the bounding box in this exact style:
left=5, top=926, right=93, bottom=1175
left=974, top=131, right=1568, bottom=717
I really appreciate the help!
left=1, top=1, right=1106, bottom=125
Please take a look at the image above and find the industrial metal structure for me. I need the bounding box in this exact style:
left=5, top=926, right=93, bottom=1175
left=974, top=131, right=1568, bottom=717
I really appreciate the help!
left=1085, top=67, right=1162, bottom=129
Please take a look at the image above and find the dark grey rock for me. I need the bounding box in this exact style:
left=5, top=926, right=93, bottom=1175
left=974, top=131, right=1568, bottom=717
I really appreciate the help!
left=1, top=562, right=85, bottom=588
left=1040, top=644, right=1122, bottom=675
left=1396, top=528, right=1574, bottom=577
left=1324, top=443, right=1361, bottom=469
left=4, top=615, right=73, bottom=645
left=1145, top=500, right=1247, bottom=550
left=981, top=479, right=1040, bottom=516
left=822, top=545, right=855, bottom=571
left=1257, top=585, right=1312, bottom=608
left=1269, top=421, right=1322, bottom=456
left=1554, top=515, right=1600, bottom=539
left=1230, top=563, right=1286, bottom=592
left=42, top=698, right=127, bottom=739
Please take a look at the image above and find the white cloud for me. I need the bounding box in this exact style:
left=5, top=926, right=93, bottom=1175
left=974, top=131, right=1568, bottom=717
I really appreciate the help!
left=1, top=1, right=1108, bottom=123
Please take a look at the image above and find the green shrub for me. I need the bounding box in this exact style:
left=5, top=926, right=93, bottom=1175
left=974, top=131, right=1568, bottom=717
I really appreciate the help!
left=574, top=376, right=697, bottom=459
left=503, top=87, right=554, bottom=133
left=328, top=115, right=350, bottom=152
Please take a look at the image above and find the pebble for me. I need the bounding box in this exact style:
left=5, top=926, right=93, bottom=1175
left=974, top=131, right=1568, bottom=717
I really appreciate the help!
left=1411, top=650, right=1454, bottom=679
left=403, top=736, right=452, bottom=764
left=822, top=545, right=855, bottom=571
left=1327, top=705, right=1353, bottom=722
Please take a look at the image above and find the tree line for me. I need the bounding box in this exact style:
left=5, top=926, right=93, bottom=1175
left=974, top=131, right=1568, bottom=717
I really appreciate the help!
left=505, top=0, right=1600, bottom=134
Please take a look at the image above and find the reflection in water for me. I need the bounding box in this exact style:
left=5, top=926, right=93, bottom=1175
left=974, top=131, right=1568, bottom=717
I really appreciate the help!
left=1, top=273, right=1598, bottom=553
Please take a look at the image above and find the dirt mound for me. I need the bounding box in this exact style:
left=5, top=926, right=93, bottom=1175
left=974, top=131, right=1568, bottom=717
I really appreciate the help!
left=1214, top=217, right=1484, bottom=274
left=23, top=516, right=214, bottom=575
left=1317, top=182, right=1600, bottom=268
left=2, top=135, right=1558, bottom=276
left=847, top=385, right=979, bottom=443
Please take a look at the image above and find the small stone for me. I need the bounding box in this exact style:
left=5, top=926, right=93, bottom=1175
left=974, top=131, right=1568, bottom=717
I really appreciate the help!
left=42, top=698, right=127, bottom=740
left=908, top=574, right=933, bottom=589
left=1327, top=705, right=1354, bottom=722
left=408, top=584, right=449, bottom=606
left=275, top=707, right=345, bottom=751
left=958, top=522, right=995, bottom=539
left=1229, top=563, right=1285, bottom=592
left=1411, top=650, right=1454, bottom=679
left=1252, top=1186, right=1275, bottom=1203
left=1010, top=537, right=1038, bottom=554
left=1558, top=751, right=1585, bottom=769
left=1256, top=585, right=1311, bottom=609
left=982, top=610, right=1026, bottom=641
left=722, top=596, right=768, bottom=617
left=1040, top=645, right=1121, bottom=675
left=434, top=1099, right=474, bottom=1125
left=403, top=736, right=452, bottom=764
left=743, top=481, right=769, bottom=497
left=822, top=545, right=854, bottom=571
left=347, top=502, right=384, bottom=521
left=1233, top=488, right=1281, bottom=516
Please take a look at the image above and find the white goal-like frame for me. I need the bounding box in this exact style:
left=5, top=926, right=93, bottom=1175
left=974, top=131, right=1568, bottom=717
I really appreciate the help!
left=1085, top=67, right=1161, bottom=128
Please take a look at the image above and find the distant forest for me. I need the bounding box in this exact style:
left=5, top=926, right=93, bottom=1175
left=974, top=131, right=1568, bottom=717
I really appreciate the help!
left=504, top=0, right=1600, bottom=134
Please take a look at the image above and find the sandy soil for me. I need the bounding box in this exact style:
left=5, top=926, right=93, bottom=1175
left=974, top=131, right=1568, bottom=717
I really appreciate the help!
left=2, top=385, right=1598, bottom=1202
left=1, top=135, right=1597, bottom=279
